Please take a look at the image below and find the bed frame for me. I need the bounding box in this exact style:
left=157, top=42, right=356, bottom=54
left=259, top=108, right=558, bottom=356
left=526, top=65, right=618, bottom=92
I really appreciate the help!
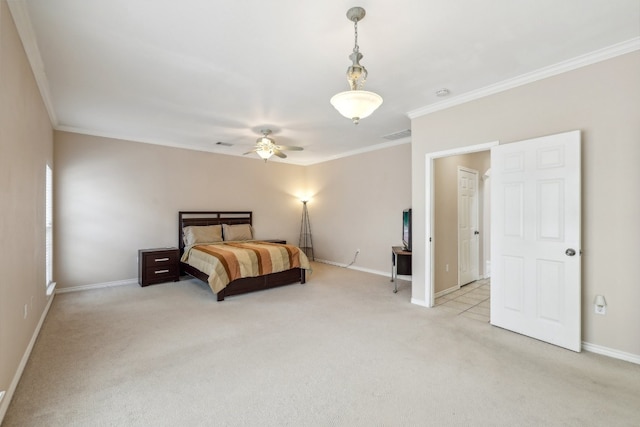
left=178, top=211, right=305, bottom=301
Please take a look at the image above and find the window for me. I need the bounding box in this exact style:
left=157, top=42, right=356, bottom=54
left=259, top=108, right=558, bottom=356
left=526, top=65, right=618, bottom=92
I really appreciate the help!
left=45, top=164, right=55, bottom=295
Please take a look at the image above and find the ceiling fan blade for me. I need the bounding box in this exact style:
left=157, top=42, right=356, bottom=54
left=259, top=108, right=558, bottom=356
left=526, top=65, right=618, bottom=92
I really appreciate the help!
left=273, top=149, right=287, bottom=159
left=276, top=145, right=303, bottom=151
left=243, top=148, right=258, bottom=155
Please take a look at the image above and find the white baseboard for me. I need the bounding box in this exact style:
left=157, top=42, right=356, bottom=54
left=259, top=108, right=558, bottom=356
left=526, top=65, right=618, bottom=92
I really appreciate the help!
left=435, top=285, right=460, bottom=299
left=314, top=258, right=413, bottom=282
left=314, top=258, right=396, bottom=279
left=411, top=298, right=429, bottom=307
left=0, top=293, right=55, bottom=423
left=55, top=278, right=138, bottom=294
left=350, top=265, right=390, bottom=277
left=315, top=259, right=417, bottom=304
left=582, top=341, right=640, bottom=365
left=314, top=258, right=348, bottom=268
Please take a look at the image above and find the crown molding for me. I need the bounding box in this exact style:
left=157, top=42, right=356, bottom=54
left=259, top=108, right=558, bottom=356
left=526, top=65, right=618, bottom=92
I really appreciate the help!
left=55, top=125, right=411, bottom=167
left=7, top=0, right=58, bottom=125
left=305, top=137, right=411, bottom=166
left=408, top=37, right=640, bottom=119
left=55, top=124, right=262, bottom=158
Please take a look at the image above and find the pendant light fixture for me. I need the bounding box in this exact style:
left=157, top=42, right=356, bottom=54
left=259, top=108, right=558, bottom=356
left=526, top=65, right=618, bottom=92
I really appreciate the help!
left=330, top=7, right=383, bottom=124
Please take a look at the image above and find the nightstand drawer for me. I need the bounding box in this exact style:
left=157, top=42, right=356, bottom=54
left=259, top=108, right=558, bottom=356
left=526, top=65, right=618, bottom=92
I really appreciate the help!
left=145, top=264, right=179, bottom=282
left=143, top=250, right=179, bottom=267
left=138, top=248, right=180, bottom=286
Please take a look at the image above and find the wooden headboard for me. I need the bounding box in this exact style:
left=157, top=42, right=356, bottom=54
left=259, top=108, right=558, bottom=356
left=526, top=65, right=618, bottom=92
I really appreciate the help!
left=178, top=211, right=252, bottom=254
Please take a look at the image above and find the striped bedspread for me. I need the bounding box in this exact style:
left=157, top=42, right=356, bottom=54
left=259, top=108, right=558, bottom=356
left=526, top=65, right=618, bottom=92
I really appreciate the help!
left=181, top=241, right=310, bottom=294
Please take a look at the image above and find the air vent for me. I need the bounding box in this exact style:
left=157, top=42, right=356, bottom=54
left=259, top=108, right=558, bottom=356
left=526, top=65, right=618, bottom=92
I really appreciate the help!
left=216, top=141, right=233, bottom=147
left=382, top=129, right=411, bottom=141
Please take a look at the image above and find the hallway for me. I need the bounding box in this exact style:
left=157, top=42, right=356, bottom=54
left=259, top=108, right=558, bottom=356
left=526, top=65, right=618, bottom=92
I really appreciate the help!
left=435, top=279, right=490, bottom=322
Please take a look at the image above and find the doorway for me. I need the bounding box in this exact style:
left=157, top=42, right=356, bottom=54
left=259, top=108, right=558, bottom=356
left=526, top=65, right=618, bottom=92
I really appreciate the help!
left=431, top=150, right=491, bottom=302
left=425, top=132, right=581, bottom=352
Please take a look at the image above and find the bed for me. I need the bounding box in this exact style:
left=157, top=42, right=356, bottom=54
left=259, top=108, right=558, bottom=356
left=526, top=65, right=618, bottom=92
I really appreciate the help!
left=179, top=211, right=309, bottom=301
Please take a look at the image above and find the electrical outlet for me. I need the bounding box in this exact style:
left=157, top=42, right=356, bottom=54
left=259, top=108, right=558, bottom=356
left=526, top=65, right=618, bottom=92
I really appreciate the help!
left=0, top=390, right=5, bottom=403
left=594, top=305, right=606, bottom=315
left=23, top=304, right=28, bottom=319
left=445, top=264, right=449, bottom=272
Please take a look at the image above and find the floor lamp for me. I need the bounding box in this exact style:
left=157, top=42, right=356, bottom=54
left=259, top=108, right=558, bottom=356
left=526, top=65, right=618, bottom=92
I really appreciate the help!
left=298, top=200, right=314, bottom=261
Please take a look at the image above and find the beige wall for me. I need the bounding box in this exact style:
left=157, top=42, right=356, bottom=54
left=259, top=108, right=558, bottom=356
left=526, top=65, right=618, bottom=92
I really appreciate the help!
left=54, top=131, right=307, bottom=288
left=0, top=0, right=54, bottom=419
left=412, top=51, right=640, bottom=356
left=54, top=134, right=411, bottom=288
left=305, top=143, right=412, bottom=275
left=434, top=151, right=490, bottom=294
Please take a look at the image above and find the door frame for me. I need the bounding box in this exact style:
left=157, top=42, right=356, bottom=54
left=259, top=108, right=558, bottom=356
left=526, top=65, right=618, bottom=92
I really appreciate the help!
left=424, top=141, right=499, bottom=307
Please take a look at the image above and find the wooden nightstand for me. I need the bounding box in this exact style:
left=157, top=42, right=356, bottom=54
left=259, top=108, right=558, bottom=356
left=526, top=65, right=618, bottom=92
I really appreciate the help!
left=138, top=248, right=180, bottom=286
left=262, top=239, right=286, bottom=244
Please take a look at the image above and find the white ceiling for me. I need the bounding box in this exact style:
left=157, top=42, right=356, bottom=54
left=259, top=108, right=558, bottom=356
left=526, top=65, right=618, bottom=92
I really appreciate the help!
left=9, top=0, right=640, bottom=165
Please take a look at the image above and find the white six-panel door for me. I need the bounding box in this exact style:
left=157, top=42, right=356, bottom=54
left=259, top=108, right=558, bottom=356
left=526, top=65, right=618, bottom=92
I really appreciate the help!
left=458, top=167, right=479, bottom=286
left=491, top=130, right=581, bottom=352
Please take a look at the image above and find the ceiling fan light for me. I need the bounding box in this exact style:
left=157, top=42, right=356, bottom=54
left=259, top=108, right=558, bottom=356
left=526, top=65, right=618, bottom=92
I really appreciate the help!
left=330, top=90, right=383, bottom=124
left=257, top=136, right=273, bottom=145
left=248, top=128, right=302, bottom=161
left=256, top=148, right=273, bottom=160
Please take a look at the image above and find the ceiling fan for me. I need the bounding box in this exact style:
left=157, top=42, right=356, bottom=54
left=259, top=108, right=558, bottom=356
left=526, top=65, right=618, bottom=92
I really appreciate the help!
left=243, top=129, right=303, bottom=161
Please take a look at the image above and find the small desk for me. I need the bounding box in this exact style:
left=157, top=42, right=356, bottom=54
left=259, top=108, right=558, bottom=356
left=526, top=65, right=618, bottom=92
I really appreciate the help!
left=391, top=246, right=412, bottom=293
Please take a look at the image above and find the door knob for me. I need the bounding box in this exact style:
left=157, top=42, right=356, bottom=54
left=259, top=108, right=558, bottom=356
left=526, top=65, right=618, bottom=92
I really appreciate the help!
left=565, top=248, right=576, bottom=256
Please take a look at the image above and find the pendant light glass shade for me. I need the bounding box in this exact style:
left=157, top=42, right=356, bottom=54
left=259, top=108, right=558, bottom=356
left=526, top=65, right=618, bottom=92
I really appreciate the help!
left=330, top=90, right=383, bottom=124
left=331, top=7, right=382, bottom=124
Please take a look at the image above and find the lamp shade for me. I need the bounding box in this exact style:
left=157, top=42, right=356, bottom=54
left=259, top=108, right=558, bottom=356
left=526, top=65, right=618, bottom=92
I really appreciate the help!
left=330, top=90, right=383, bottom=124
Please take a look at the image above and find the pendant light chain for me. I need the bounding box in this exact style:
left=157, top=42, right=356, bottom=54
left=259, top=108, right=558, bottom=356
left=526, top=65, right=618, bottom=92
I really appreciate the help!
left=353, top=19, right=359, bottom=54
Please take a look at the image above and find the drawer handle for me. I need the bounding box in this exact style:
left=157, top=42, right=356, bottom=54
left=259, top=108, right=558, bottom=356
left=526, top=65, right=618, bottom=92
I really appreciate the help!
left=154, top=269, right=170, bottom=274
left=154, top=257, right=169, bottom=262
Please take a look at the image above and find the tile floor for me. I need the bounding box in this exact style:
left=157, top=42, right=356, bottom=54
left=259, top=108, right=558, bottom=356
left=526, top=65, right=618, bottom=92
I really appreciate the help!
left=434, top=279, right=490, bottom=323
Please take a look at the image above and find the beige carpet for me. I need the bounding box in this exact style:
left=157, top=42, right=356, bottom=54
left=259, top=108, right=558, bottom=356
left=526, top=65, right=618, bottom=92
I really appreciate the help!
left=3, top=262, right=640, bottom=426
